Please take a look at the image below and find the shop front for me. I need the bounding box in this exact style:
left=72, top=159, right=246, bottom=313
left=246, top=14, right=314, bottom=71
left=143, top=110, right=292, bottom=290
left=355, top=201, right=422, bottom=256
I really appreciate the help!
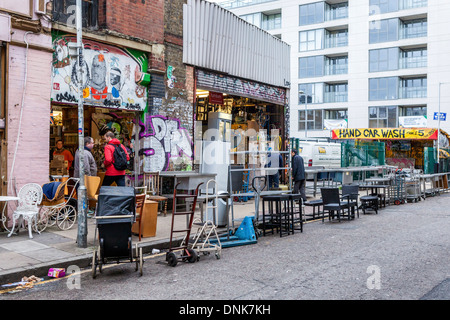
left=332, top=127, right=439, bottom=173
left=194, top=68, right=289, bottom=192
left=50, top=33, right=151, bottom=185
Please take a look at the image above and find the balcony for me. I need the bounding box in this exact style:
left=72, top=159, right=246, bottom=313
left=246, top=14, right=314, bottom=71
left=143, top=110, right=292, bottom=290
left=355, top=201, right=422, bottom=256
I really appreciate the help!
left=399, top=0, right=428, bottom=10
left=324, top=30, right=348, bottom=49
left=399, top=86, right=427, bottom=99
left=220, top=0, right=277, bottom=9
left=325, top=2, right=348, bottom=21
left=399, top=55, right=427, bottom=69
left=399, top=19, right=427, bottom=40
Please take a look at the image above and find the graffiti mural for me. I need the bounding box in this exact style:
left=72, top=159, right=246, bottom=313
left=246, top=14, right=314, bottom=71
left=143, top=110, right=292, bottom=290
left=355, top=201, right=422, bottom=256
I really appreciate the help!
left=51, top=35, right=149, bottom=111
left=140, top=116, right=193, bottom=172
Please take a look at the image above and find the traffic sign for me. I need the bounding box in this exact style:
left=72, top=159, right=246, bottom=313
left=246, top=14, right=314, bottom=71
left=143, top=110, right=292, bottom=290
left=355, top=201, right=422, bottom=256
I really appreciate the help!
left=434, top=112, right=446, bottom=121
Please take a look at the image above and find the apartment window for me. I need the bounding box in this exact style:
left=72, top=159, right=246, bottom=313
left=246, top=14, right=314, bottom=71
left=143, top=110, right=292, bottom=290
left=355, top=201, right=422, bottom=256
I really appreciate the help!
left=262, top=13, right=281, bottom=30
left=400, top=47, right=427, bottom=69
left=369, top=18, right=398, bottom=43
left=325, top=109, right=348, bottom=120
left=299, top=109, right=323, bottom=131
left=369, top=0, right=398, bottom=15
left=399, top=77, right=427, bottom=99
left=369, top=106, right=398, bottom=127
left=399, top=106, right=427, bottom=116
left=299, top=56, right=324, bottom=78
left=298, top=83, right=324, bottom=104
left=369, top=47, right=399, bottom=72
left=240, top=13, right=262, bottom=28
left=369, top=77, right=398, bottom=100
left=400, top=18, right=427, bottom=39
left=325, top=55, right=348, bottom=75
left=324, top=83, right=348, bottom=103
left=299, top=29, right=324, bottom=52
left=299, top=2, right=325, bottom=26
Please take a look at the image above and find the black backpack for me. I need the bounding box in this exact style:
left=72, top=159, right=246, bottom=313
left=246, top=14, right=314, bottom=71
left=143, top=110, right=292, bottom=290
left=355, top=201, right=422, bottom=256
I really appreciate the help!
left=112, top=144, right=128, bottom=170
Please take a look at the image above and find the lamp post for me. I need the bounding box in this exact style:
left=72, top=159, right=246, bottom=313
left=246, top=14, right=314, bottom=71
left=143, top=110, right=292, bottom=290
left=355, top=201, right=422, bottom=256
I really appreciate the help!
left=436, top=82, right=450, bottom=173
left=299, top=90, right=308, bottom=138
left=76, top=0, right=87, bottom=248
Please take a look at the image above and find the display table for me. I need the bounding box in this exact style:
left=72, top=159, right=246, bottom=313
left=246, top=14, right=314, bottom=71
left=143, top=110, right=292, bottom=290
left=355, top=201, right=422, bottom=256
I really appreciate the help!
left=132, top=200, right=158, bottom=238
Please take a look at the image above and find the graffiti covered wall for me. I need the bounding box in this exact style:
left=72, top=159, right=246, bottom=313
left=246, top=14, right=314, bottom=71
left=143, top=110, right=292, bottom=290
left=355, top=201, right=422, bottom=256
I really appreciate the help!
left=51, top=34, right=149, bottom=111
left=140, top=115, right=193, bottom=172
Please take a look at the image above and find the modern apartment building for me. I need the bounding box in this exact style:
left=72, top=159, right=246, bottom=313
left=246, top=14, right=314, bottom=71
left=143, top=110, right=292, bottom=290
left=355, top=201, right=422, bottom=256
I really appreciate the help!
left=217, top=0, right=450, bottom=140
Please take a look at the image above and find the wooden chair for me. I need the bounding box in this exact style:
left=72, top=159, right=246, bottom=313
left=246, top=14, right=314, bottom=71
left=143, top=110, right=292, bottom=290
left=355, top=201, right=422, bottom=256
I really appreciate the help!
left=143, top=172, right=168, bottom=216
left=85, top=175, right=101, bottom=212
left=134, top=193, right=146, bottom=241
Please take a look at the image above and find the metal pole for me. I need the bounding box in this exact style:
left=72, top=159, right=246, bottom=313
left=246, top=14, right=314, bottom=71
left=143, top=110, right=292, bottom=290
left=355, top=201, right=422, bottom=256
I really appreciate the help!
left=76, top=0, right=87, bottom=248
left=437, top=82, right=441, bottom=173
left=304, top=94, right=308, bottom=139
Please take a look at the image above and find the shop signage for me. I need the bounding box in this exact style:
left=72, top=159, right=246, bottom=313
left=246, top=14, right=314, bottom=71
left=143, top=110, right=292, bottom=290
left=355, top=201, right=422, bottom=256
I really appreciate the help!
left=332, top=128, right=438, bottom=140
left=51, top=34, right=149, bottom=111
left=196, top=69, right=286, bottom=105
left=399, top=116, right=427, bottom=128
left=209, top=91, right=224, bottom=105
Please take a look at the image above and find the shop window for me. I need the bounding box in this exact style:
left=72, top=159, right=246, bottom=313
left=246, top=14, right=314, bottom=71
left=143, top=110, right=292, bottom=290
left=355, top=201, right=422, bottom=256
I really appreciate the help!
left=52, top=0, right=98, bottom=29
left=399, top=106, right=427, bottom=116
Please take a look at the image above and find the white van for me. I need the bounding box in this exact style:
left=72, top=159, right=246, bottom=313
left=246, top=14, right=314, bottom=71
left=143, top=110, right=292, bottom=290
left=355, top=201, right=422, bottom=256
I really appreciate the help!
left=297, top=141, right=341, bottom=169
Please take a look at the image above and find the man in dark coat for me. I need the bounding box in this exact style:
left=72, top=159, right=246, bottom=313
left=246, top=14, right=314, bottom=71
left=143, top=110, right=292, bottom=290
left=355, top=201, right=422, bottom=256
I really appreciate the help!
left=291, top=149, right=307, bottom=202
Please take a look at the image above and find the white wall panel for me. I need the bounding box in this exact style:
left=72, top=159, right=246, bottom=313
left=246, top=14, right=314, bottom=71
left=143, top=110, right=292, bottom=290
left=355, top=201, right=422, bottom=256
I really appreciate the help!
left=183, top=0, right=290, bottom=88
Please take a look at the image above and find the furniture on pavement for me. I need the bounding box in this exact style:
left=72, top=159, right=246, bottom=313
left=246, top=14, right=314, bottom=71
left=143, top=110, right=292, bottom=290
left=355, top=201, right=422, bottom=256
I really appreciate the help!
left=7, top=183, right=43, bottom=239
left=320, top=187, right=356, bottom=222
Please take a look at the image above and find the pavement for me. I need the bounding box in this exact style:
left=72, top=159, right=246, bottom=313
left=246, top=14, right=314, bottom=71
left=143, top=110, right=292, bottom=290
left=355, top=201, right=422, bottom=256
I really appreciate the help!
left=0, top=196, right=268, bottom=285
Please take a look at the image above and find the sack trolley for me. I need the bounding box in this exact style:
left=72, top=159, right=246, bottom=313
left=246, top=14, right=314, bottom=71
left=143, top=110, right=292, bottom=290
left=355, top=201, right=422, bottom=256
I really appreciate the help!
left=166, top=182, right=203, bottom=267
left=91, top=186, right=143, bottom=278
left=191, top=179, right=222, bottom=260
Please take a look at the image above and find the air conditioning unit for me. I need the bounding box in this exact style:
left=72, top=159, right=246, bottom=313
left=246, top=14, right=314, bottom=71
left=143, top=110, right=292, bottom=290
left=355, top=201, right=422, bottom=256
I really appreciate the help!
left=35, top=0, right=48, bottom=15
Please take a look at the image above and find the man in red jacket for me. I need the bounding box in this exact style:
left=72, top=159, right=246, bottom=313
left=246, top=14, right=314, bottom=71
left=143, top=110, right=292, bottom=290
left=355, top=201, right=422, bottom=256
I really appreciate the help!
left=102, top=131, right=130, bottom=186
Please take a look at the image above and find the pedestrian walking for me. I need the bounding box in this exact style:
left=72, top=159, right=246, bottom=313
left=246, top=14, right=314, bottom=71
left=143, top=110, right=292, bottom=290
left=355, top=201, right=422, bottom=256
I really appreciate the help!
left=291, top=149, right=306, bottom=202
left=102, top=131, right=130, bottom=187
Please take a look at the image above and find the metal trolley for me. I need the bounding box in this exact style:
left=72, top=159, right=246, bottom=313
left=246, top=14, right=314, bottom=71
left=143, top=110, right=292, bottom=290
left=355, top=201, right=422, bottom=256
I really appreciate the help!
left=191, top=179, right=222, bottom=260
left=91, top=186, right=143, bottom=278
left=392, top=170, right=407, bottom=205
left=166, top=182, right=203, bottom=267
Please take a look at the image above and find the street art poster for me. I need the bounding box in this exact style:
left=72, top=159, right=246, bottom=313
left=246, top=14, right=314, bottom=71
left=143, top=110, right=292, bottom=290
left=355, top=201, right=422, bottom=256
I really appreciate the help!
left=332, top=128, right=438, bottom=140
left=51, top=34, right=148, bottom=111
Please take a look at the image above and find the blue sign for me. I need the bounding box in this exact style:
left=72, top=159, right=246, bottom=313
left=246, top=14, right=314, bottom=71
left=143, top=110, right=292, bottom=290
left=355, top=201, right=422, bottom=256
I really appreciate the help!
left=434, top=112, right=446, bottom=121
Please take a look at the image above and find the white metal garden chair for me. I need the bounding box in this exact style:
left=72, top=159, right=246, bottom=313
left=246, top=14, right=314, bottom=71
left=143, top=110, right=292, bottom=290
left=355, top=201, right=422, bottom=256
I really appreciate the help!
left=7, top=183, right=43, bottom=239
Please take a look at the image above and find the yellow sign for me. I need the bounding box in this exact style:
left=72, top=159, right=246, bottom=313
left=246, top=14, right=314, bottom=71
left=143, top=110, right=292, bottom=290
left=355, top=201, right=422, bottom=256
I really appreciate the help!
left=332, top=128, right=438, bottom=140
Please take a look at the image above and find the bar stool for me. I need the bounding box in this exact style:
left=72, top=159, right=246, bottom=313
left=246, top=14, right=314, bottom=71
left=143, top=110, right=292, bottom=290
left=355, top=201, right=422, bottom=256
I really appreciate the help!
left=285, top=194, right=303, bottom=234
left=261, top=194, right=291, bottom=237
left=304, top=199, right=324, bottom=221
left=360, top=195, right=378, bottom=214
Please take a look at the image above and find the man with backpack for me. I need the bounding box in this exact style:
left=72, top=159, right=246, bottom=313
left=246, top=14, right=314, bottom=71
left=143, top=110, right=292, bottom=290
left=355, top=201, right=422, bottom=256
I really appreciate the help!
left=102, top=131, right=130, bottom=186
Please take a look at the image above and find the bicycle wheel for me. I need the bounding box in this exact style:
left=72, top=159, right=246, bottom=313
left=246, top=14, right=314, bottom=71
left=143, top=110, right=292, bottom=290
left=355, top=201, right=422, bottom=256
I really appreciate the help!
left=57, top=205, right=77, bottom=230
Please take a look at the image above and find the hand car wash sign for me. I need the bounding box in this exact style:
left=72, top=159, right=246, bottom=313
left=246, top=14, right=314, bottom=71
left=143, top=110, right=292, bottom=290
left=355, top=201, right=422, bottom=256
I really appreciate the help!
left=51, top=34, right=149, bottom=111
left=332, top=128, right=438, bottom=140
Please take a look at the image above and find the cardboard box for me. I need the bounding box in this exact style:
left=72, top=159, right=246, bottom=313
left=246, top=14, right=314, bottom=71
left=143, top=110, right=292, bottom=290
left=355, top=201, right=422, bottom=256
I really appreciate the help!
left=48, top=268, right=65, bottom=278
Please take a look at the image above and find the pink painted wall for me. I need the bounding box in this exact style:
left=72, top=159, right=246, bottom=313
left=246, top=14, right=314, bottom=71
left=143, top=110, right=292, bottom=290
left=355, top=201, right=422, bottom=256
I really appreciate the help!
left=7, top=41, right=52, bottom=195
